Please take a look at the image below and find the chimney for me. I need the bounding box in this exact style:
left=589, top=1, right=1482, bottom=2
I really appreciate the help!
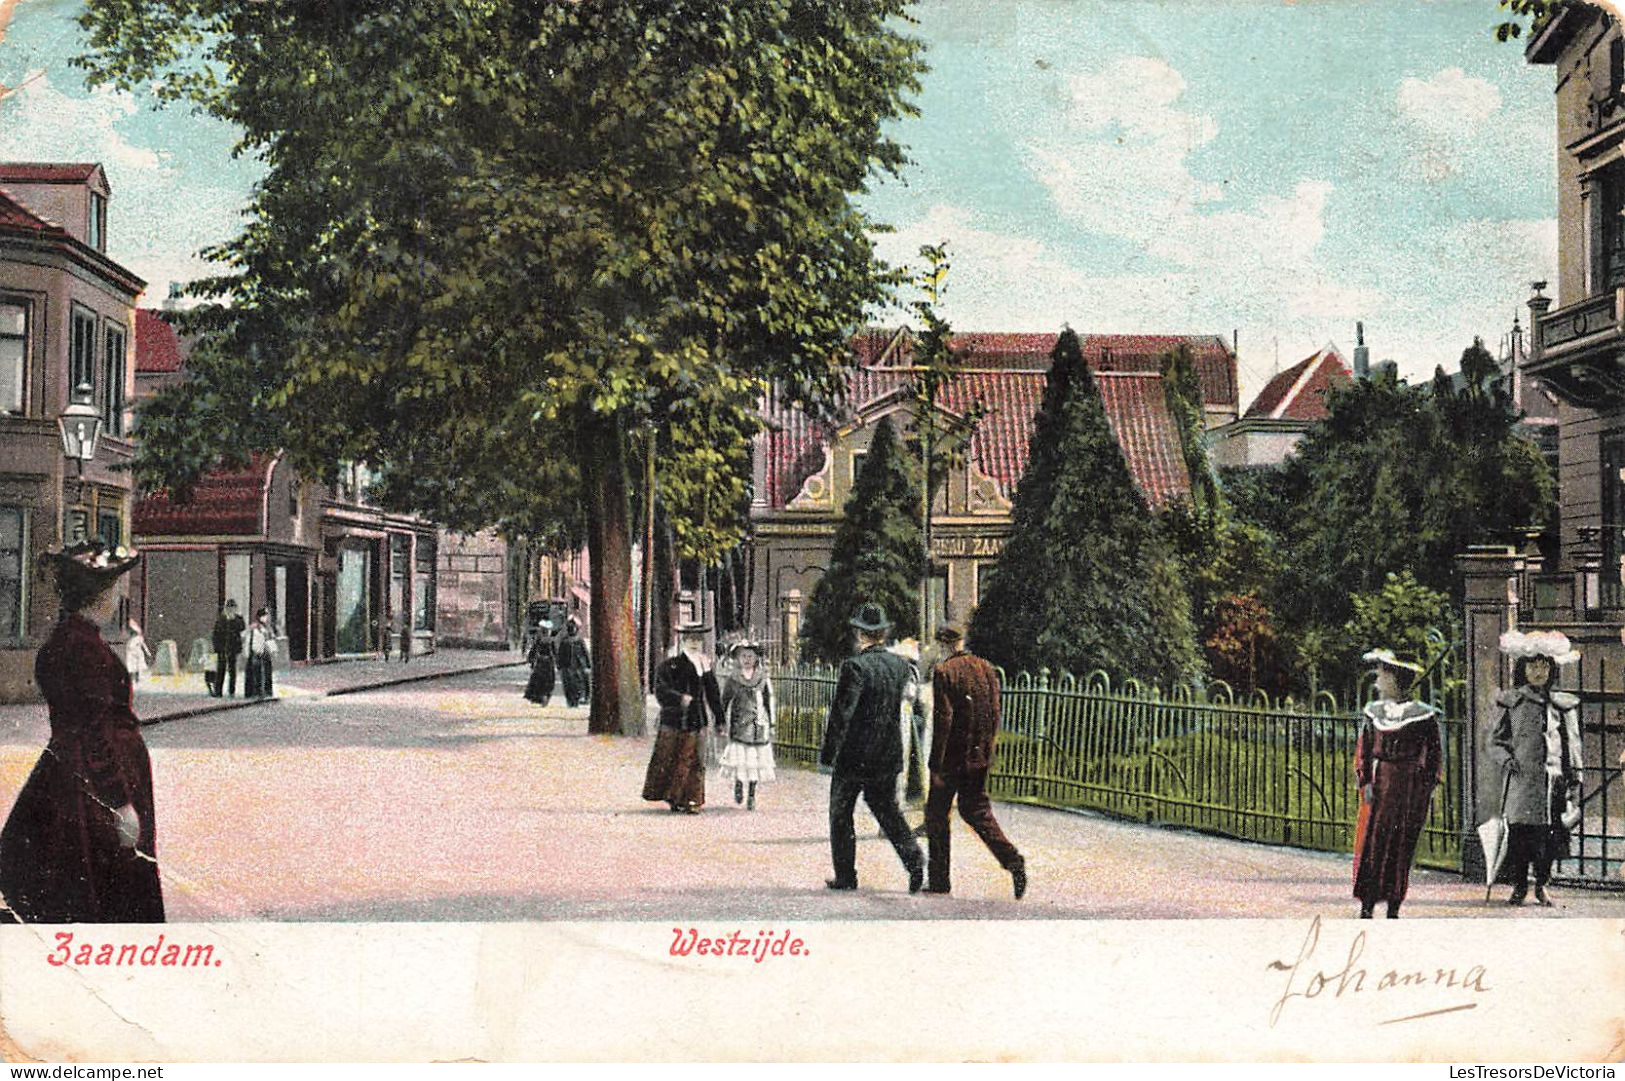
left=1353, top=321, right=1370, bottom=380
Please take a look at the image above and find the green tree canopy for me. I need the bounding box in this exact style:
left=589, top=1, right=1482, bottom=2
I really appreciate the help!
left=1276, top=342, right=1553, bottom=641
left=800, top=416, right=926, bottom=664
left=971, top=328, right=1202, bottom=687
left=83, top=0, right=926, bottom=733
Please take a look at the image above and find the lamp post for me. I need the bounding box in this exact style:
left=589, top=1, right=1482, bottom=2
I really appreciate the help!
left=57, top=382, right=102, bottom=479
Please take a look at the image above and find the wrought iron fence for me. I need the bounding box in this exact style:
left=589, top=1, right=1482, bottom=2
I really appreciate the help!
left=773, top=663, right=1468, bottom=871
left=1556, top=650, right=1624, bottom=886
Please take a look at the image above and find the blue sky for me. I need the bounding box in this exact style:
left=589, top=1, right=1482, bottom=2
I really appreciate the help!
left=0, top=0, right=1558, bottom=402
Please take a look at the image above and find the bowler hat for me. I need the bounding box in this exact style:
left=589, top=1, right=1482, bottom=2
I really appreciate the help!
left=848, top=603, right=891, bottom=634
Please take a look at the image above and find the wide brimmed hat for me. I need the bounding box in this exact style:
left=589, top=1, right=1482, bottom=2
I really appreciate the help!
left=39, top=539, right=140, bottom=583
left=934, top=624, right=964, bottom=644
left=1499, top=629, right=1580, bottom=666
left=676, top=621, right=711, bottom=636
left=1361, top=648, right=1424, bottom=674
left=730, top=637, right=765, bottom=656
left=848, top=603, right=892, bottom=634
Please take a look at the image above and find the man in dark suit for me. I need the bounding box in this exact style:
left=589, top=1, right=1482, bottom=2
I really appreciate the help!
left=641, top=623, right=724, bottom=813
left=924, top=624, right=1026, bottom=899
left=211, top=600, right=245, bottom=698
left=820, top=603, right=924, bottom=893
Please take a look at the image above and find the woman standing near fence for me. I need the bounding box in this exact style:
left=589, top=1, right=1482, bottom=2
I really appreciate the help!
left=1352, top=647, right=1442, bottom=919
left=1491, top=630, right=1583, bottom=907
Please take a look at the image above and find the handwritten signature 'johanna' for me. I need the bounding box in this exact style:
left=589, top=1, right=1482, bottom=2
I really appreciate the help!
left=1266, top=916, right=1490, bottom=1028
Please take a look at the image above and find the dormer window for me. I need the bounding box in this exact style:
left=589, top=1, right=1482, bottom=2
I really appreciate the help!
left=88, top=191, right=106, bottom=252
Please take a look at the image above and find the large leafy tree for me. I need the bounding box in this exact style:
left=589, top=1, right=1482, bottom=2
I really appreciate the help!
left=1277, top=341, right=1553, bottom=636
left=82, top=0, right=925, bottom=735
left=972, top=329, right=1203, bottom=687
left=800, top=416, right=925, bottom=664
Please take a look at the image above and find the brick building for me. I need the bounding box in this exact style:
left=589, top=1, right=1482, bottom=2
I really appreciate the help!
left=748, top=329, right=1240, bottom=659
left=0, top=163, right=142, bottom=702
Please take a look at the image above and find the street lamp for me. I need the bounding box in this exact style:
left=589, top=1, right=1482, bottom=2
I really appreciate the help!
left=57, top=382, right=101, bottom=478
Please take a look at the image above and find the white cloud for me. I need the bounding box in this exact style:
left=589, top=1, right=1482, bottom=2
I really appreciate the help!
left=1395, top=68, right=1504, bottom=182
left=0, top=72, right=250, bottom=299
left=1022, top=57, right=1382, bottom=348
left=1028, top=57, right=1223, bottom=246
left=1397, top=68, right=1503, bottom=139
left=0, top=72, right=162, bottom=171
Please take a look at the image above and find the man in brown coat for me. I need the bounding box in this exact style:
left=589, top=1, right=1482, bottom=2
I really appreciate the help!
left=923, top=624, right=1026, bottom=899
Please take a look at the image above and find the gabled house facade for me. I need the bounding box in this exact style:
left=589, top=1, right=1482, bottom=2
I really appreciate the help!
left=0, top=163, right=142, bottom=702
left=749, top=329, right=1240, bottom=659
left=1210, top=342, right=1351, bottom=468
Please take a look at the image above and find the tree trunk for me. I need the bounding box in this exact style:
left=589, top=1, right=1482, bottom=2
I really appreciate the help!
left=578, top=405, right=644, bottom=736
left=652, top=501, right=676, bottom=663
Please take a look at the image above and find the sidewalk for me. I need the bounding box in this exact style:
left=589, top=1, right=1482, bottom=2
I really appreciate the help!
left=0, top=647, right=525, bottom=728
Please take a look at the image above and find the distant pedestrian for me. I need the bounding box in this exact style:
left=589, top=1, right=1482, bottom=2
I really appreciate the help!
left=124, top=619, right=153, bottom=684
left=0, top=540, right=163, bottom=923
left=924, top=624, right=1026, bottom=899
left=1492, top=630, right=1584, bottom=907
left=1352, top=648, right=1442, bottom=919
left=243, top=607, right=277, bottom=700
left=881, top=637, right=928, bottom=836
left=718, top=639, right=775, bottom=810
left=211, top=599, right=245, bottom=697
left=819, top=603, right=924, bottom=893
left=642, top=623, right=723, bottom=813
left=558, top=619, right=591, bottom=708
left=524, top=625, right=557, bottom=706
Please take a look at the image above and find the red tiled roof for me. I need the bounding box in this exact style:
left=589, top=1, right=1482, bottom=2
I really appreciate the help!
left=0, top=189, right=59, bottom=234
left=1244, top=346, right=1350, bottom=421
left=135, top=309, right=184, bottom=373
left=1082, top=334, right=1238, bottom=409
left=856, top=329, right=1239, bottom=404
left=132, top=454, right=277, bottom=537
left=762, top=346, right=1196, bottom=512
left=1095, top=373, right=1190, bottom=508
left=0, top=163, right=102, bottom=185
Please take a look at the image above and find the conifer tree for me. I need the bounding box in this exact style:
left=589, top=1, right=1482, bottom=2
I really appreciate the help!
left=800, top=416, right=926, bottom=664
left=972, top=329, right=1203, bottom=687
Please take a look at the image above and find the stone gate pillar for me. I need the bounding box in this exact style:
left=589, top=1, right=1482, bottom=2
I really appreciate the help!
left=1457, top=545, right=1526, bottom=879
left=779, top=589, right=803, bottom=665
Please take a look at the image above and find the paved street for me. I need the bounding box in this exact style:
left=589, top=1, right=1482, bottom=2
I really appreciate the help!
left=0, top=665, right=1618, bottom=921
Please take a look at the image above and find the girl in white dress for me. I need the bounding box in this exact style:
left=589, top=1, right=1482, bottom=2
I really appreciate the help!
left=718, top=640, right=776, bottom=810
left=124, top=619, right=153, bottom=683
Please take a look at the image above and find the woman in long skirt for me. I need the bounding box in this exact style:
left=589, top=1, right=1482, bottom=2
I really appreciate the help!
left=0, top=541, right=164, bottom=923
left=524, top=632, right=557, bottom=706
left=1492, top=630, right=1584, bottom=906
left=641, top=625, right=722, bottom=813
left=1352, top=647, right=1442, bottom=919
left=718, top=640, right=776, bottom=810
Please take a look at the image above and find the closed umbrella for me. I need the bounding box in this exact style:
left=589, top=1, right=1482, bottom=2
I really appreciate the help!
left=1478, top=771, right=1514, bottom=903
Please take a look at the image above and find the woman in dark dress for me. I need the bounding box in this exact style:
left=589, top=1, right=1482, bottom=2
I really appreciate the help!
left=523, top=625, right=557, bottom=706
left=0, top=540, right=164, bottom=923
left=558, top=619, right=590, bottom=708
left=1492, top=630, right=1583, bottom=907
left=1352, top=648, right=1442, bottom=919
